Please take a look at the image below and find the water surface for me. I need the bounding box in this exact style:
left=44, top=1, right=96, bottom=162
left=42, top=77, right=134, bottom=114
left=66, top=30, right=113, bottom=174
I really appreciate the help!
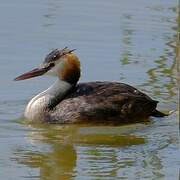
left=0, top=0, right=179, bottom=179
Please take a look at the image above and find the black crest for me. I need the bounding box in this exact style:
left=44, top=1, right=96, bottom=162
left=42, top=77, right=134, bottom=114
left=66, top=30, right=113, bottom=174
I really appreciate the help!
left=44, top=47, right=76, bottom=64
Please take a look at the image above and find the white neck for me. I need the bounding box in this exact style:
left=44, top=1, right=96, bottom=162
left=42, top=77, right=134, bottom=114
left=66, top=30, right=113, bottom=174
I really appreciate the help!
left=45, top=79, right=72, bottom=99
left=25, top=79, right=72, bottom=121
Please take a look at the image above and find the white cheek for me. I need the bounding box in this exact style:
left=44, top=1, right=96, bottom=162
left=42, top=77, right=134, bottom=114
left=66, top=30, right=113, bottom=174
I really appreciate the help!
left=45, top=60, right=65, bottom=76
left=45, top=68, right=57, bottom=76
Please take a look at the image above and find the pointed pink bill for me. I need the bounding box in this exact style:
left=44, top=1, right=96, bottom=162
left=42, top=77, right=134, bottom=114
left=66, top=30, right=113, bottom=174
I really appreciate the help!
left=14, top=67, right=49, bottom=81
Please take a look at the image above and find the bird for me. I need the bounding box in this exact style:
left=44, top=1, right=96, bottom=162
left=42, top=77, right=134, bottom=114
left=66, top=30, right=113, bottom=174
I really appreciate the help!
left=14, top=47, right=167, bottom=124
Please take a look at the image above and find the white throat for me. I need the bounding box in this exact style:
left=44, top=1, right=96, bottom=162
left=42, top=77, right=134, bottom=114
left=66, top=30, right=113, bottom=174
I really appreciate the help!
left=24, top=79, right=72, bottom=122
left=45, top=79, right=72, bottom=98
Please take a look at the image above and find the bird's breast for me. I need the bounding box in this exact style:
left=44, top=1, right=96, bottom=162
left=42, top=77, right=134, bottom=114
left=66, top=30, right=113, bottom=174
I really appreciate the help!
left=24, top=95, right=50, bottom=122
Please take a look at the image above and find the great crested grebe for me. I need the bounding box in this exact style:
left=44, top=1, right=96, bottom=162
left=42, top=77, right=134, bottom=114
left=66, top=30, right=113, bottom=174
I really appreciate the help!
left=14, top=47, right=167, bottom=123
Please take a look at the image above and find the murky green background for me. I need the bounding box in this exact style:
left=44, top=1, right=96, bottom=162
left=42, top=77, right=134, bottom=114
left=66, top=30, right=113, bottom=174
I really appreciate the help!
left=0, top=0, right=179, bottom=179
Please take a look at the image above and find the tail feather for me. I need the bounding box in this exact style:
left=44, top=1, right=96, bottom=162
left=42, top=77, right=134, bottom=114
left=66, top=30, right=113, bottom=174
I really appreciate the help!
left=151, top=110, right=168, bottom=117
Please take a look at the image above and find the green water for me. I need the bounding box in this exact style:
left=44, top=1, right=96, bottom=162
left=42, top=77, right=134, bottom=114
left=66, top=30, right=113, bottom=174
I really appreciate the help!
left=0, top=0, right=179, bottom=179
